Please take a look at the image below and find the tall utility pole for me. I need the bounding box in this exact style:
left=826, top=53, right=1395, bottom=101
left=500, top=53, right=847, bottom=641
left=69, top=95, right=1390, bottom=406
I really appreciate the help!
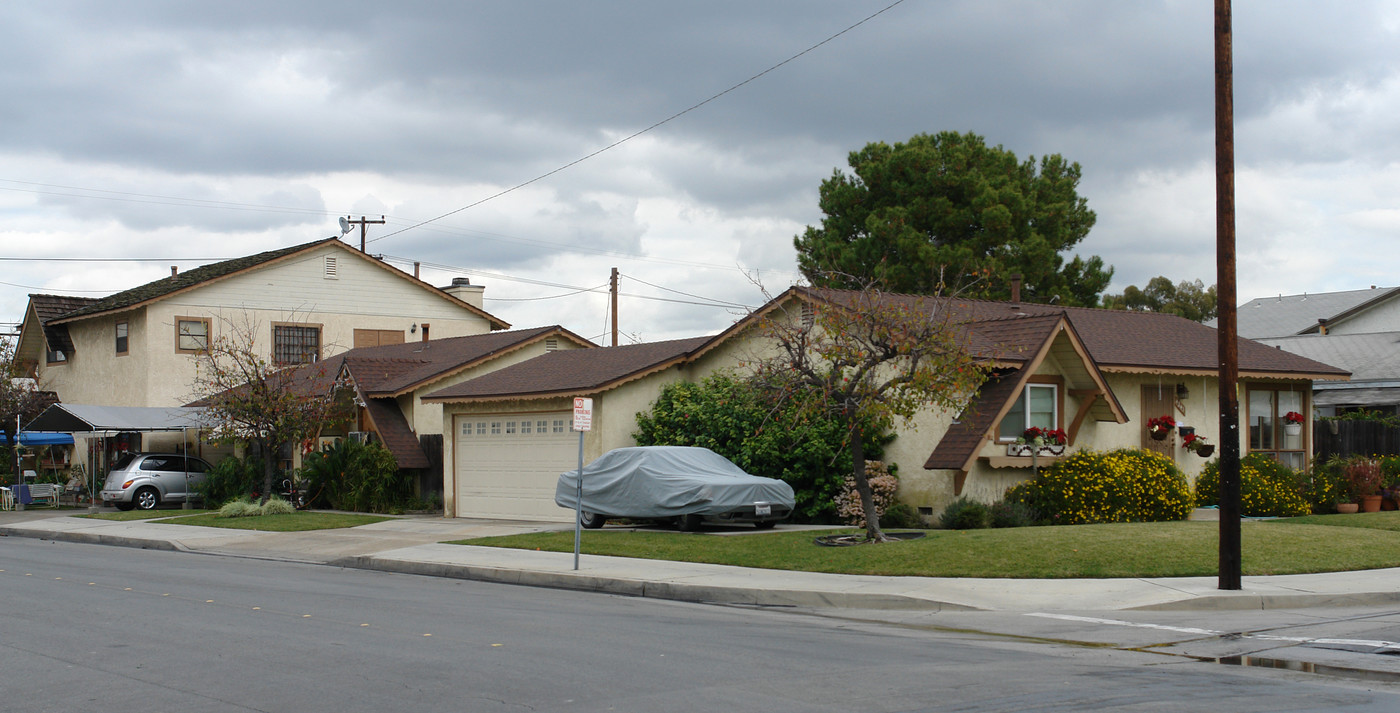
left=1215, top=0, right=1242, bottom=590
left=610, top=268, right=619, bottom=347
left=344, top=215, right=386, bottom=253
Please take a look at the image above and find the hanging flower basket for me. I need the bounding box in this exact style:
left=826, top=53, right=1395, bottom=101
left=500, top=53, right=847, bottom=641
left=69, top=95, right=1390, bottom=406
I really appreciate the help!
left=1011, top=427, right=1067, bottom=456
left=1284, top=411, right=1305, bottom=436
left=1147, top=415, right=1176, bottom=441
left=1182, top=433, right=1213, bottom=458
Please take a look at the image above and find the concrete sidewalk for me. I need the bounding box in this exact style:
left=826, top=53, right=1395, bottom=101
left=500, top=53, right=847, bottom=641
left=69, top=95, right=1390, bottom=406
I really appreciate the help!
left=3, top=508, right=1399, bottom=612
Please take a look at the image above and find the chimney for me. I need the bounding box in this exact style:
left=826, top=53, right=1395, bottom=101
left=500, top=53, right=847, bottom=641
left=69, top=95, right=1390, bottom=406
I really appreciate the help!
left=414, top=261, right=421, bottom=279
left=1009, top=273, right=1022, bottom=307
left=443, top=277, right=485, bottom=309
left=171, top=266, right=179, bottom=277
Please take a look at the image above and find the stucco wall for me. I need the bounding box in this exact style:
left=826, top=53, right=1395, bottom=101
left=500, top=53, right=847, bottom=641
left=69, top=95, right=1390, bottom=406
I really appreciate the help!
left=1333, top=297, right=1400, bottom=335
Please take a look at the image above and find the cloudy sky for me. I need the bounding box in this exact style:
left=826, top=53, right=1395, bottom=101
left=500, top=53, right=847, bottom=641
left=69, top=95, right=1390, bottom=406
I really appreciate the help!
left=3, top=1, right=1398, bottom=344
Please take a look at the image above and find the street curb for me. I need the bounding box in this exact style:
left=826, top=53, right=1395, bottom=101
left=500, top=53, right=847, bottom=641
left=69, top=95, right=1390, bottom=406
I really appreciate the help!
left=0, top=525, right=183, bottom=552
left=1128, top=591, right=1400, bottom=611
left=331, top=554, right=983, bottom=611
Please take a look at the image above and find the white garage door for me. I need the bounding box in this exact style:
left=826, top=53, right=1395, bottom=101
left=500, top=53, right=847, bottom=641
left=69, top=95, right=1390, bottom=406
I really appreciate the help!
left=454, top=412, right=577, bottom=521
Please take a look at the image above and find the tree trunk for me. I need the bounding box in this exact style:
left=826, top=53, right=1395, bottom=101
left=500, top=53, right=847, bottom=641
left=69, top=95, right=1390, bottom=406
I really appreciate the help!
left=849, top=416, right=888, bottom=542
left=260, top=439, right=276, bottom=506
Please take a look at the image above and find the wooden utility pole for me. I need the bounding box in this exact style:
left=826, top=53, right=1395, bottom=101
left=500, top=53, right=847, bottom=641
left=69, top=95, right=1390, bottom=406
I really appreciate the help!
left=610, top=268, right=619, bottom=347
left=1215, top=0, right=1242, bottom=590
left=344, top=215, right=386, bottom=253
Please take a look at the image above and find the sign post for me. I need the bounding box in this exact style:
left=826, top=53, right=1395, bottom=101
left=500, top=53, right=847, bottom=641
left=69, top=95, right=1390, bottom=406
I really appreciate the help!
left=571, top=397, right=593, bottom=571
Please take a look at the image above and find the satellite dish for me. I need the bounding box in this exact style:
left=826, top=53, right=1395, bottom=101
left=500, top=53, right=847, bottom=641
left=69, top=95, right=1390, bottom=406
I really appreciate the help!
left=338, top=216, right=352, bottom=235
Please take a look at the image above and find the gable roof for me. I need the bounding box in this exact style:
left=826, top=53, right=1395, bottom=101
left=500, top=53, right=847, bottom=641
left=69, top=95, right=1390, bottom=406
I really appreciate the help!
left=1216, top=286, right=1400, bottom=339
left=1257, top=333, right=1400, bottom=383
left=793, top=287, right=1348, bottom=379
left=422, top=336, right=711, bottom=403
left=49, top=238, right=509, bottom=330
left=335, top=326, right=595, bottom=398
left=25, top=294, right=102, bottom=355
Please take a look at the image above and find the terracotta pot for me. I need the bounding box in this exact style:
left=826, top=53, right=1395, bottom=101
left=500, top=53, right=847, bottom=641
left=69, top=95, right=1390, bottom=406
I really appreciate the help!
left=1383, top=498, right=1398, bottom=512
left=1336, top=503, right=1360, bottom=514
left=1362, top=494, right=1383, bottom=513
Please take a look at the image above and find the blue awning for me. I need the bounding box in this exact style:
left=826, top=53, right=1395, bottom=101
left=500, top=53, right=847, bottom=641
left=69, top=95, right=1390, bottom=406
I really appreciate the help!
left=1, top=432, right=75, bottom=446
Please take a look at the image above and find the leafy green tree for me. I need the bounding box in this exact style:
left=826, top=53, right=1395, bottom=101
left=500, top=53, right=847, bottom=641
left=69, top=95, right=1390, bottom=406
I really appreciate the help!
left=634, top=374, right=887, bottom=523
left=794, top=131, right=1110, bottom=306
left=1, top=337, right=58, bottom=483
left=1101, top=277, right=1218, bottom=322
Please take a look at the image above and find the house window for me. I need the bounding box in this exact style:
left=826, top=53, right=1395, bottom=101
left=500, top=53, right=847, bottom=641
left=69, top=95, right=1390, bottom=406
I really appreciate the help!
left=273, top=324, right=321, bottom=365
left=1248, top=387, right=1307, bottom=470
left=176, top=317, right=210, bottom=353
left=998, top=382, right=1060, bottom=441
left=115, top=321, right=129, bottom=355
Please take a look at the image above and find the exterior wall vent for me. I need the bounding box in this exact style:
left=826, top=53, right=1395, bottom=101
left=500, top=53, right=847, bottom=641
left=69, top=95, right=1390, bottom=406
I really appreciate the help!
left=324, top=256, right=339, bottom=279
left=545, top=338, right=559, bottom=351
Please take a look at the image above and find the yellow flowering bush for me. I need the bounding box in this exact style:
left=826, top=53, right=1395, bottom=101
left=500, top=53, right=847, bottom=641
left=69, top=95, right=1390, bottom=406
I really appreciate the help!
left=1004, top=448, right=1193, bottom=525
left=1194, top=453, right=1310, bottom=517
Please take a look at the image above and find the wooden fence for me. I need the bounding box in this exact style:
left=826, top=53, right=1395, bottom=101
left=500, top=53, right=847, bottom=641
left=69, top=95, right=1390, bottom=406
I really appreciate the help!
left=1312, top=420, right=1400, bottom=460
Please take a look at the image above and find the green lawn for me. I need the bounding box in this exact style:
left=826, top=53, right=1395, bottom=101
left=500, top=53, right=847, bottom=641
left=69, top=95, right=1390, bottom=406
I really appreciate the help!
left=82, top=509, right=390, bottom=531
left=452, top=512, right=1400, bottom=578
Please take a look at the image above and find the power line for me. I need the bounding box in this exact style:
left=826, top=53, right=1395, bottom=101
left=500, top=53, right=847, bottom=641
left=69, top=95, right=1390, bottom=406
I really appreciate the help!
left=366, top=0, right=909, bottom=246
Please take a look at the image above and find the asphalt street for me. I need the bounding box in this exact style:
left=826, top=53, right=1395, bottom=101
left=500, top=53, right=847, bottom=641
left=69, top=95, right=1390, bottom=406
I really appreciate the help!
left=6, top=537, right=1400, bottom=712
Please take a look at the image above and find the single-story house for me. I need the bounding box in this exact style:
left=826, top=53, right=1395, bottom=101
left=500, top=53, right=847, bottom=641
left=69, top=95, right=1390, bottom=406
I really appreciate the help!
left=425, top=287, right=1350, bottom=521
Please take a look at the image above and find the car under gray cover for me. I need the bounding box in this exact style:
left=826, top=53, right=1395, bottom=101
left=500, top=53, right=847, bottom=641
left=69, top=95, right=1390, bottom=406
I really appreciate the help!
left=555, top=446, right=795, bottom=529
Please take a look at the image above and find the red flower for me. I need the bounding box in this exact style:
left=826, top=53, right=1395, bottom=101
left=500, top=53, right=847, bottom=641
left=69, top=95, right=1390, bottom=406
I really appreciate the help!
left=1284, top=411, right=1306, bottom=425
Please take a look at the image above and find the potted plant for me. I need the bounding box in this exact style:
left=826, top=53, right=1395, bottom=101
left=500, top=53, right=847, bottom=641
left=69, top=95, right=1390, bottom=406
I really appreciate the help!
left=1147, top=415, right=1176, bottom=441
left=1182, top=433, right=1214, bottom=458
left=1343, top=457, right=1383, bottom=513
left=1283, top=411, right=1306, bottom=437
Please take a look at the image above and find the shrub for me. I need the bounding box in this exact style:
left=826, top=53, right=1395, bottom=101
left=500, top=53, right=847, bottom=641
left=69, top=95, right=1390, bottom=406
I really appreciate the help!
left=260, top=496, right=297, bottom=515
left=634, top=374, right=890, bottom=523
left=1194, top=453, right=1310, bottom=517
left=217, top=498, right=261, bottom=518
left=939, top=498, right=990, bottom=530
left=833, top=461, right=898, bottom=528
left=1005, top=448, right=1194, bottom=525
left=298, top=439, right=406, bottom=513
left=1303, top=457, right=1349, bottom=513
left=198, top=456, right=266, bottom=508
left=988, top=500, right=1039, bottom=528
left=880, top=502, right=925, bottom=529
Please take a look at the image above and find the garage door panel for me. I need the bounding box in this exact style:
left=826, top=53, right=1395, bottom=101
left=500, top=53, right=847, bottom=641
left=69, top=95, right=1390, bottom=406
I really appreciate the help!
left=455, top=413, right=576, bottom=521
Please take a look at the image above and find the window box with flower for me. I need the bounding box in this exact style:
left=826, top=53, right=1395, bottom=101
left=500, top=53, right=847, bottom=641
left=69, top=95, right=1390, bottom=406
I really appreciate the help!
left=1007, top=426, right=1068, bottom=456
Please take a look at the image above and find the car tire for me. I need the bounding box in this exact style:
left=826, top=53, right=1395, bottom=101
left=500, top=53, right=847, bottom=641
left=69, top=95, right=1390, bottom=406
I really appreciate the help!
left=114, top=502, right=135, bottom=512
left=753, top=520, right=776, bottom=530
left=676, top=514, right=702, bottom=532
left=580, top=511, right=607, bottom=529
left=134, top=487, right=160, bottom=511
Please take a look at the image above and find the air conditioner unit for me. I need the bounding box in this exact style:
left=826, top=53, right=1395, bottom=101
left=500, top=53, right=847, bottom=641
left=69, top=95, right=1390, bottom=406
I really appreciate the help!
left=348, top=431, right=370, bottom=444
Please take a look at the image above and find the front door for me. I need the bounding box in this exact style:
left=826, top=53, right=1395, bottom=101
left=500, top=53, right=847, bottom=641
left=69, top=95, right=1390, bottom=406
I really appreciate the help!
left=1141, top=385, right=1177, bottom=462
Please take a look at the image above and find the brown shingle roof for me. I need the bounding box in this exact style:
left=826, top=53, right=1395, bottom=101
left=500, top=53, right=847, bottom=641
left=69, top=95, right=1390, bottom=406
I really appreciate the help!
left=336, top=326, right=594, bottom=396
left=51, top=238, right=509, bottom=330
left=423, top=336, right=711, bottom=402
left=363, top=397, right=431, bottom=469
left=925, top=369, right=1025, bottom=470
left=801, top=287, right=1349, bottom=378
left=28, top=294, right=102, bottom=354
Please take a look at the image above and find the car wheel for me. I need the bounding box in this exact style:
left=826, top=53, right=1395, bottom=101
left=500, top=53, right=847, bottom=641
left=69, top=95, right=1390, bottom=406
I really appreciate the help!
left=753, top=520, right=776, bottom=530
left=579, top=511, right=607, bottom=529
left=676, top=514, right=702, bottom=532
left=134, top=487, right=160, bottom=511
left=114, top=502, right=135, bottom=512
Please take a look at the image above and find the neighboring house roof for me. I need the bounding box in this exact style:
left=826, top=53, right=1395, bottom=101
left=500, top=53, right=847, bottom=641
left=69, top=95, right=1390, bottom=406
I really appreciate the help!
left=1210, top=286, right=1400, bottom=338
left=49, top=237, right=509, bottom=330
left=335, top=326, right=595, bottom=398
left=26, top=294, right=102, bottom=355
left=1257, top=333, right=1400, bottom=383
left=422, top=336, right=712, bottom=403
